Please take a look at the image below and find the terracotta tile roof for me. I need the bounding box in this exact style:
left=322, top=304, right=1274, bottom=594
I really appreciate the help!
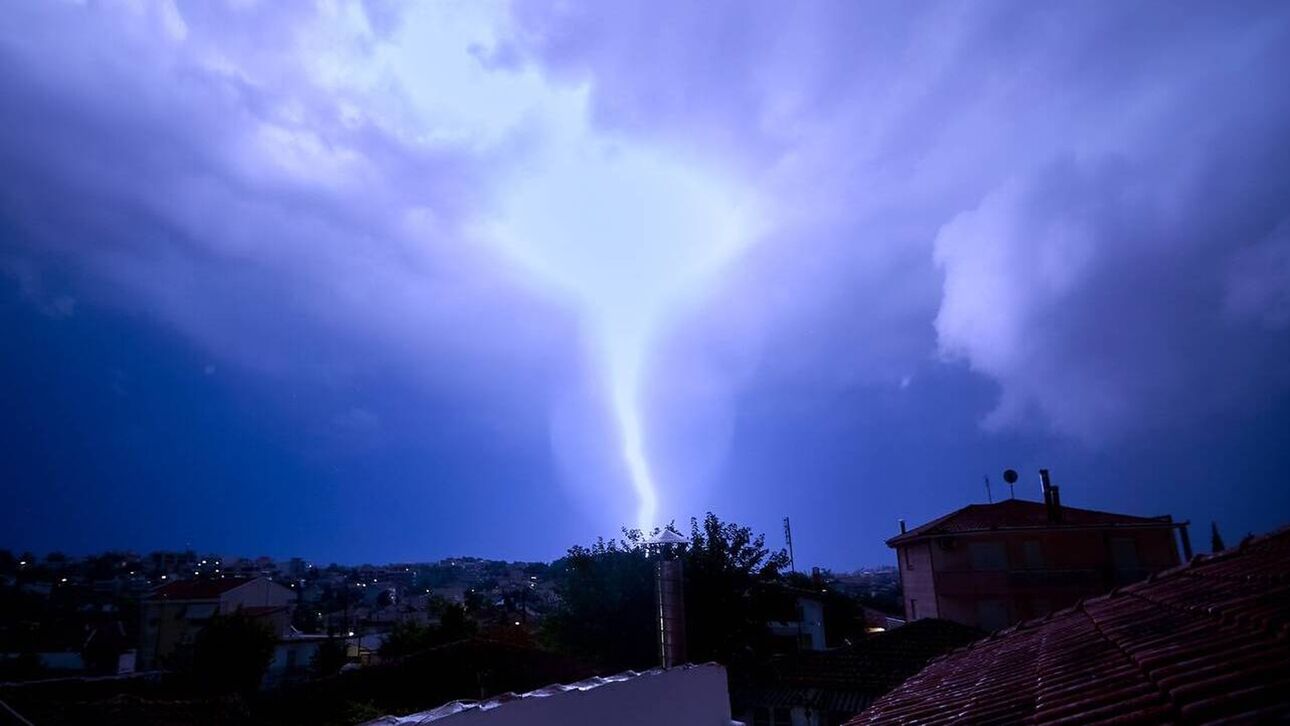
left=888, top=499, right=1174, bottom=545
left=848, top=527, right=1290, bottom=724
left=146, top=577, right=255, bottom=600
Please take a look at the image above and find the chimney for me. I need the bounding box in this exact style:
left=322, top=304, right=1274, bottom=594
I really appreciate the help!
left=898, top=519, right=907, bottom=534
left=646, top=530, right=688, bottom=669
left=656, top=557, right=686, bottom=668
left=1039, top=469, right=1062, bottom=523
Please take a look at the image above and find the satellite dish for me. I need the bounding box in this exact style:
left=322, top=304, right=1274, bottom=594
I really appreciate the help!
left=1003, top=469, right=1018, bottom=484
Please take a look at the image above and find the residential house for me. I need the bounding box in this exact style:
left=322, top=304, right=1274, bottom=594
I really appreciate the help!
left=137, top=576, right=295, bottom=671
left=765, top=587, right=828, bottom=652
left=890, top=471, right=1184, bottom=630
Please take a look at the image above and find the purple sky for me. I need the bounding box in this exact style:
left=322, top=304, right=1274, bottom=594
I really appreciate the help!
left=2, top=1, right=1289, bottom=567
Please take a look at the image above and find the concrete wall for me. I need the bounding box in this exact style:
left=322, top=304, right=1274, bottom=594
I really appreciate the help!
left=897, top=542, right=938, bottom=621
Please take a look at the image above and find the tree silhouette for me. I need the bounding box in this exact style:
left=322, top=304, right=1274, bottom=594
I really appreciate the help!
left=191, top=610, right=275, bottom=694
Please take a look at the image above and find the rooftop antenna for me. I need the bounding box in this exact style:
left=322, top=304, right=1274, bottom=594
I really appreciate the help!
left=984, top=475, right=993, bottom=503
left=783, top=517, right=796, bottom=574
left=1002, top=469, right=1018, bottom=500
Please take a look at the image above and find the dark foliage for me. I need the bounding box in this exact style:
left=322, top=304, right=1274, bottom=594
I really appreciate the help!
left=542, top=512, right=791, bottom=672
left=311, top=638, right=348, bottom=678
left=378, top=603, right=476, bottom=660
left=255, top=638, right=595, bottom=726
left=191, top=611, right=276, bottom=694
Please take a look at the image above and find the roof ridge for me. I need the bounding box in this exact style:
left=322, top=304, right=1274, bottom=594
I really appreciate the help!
left=888, top=498, right=1179, bottom=545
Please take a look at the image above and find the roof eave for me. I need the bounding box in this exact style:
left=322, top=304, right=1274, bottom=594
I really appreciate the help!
left=886, top=519, right=1187, bottom=548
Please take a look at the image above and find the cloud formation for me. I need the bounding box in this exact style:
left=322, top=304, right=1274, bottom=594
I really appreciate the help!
left=3, top=1, right=1290, bottom=539
left=505, top=1, right=1290, bottom=445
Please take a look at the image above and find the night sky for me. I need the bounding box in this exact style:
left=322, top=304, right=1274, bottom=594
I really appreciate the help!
left=2, top=2, right=1289, bottom=568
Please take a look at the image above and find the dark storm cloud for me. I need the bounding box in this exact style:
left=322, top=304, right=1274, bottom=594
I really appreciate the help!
left=0, top=1, right=573, bottom=396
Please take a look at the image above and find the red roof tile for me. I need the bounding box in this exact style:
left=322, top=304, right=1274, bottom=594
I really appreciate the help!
left=888, top=499, right=1173, bottom=545
left=147, top=577, right=256, bottom=600
left=848, top=527, right=1290, bottom=724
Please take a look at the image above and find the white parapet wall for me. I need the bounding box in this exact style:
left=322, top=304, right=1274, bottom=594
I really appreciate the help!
left=364, top=663, right=735, bottom=726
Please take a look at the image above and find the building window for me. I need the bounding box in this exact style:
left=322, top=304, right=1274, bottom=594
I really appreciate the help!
left=1023, top=540, right=1044, bottom=569
left=904, top=546, right=915, bottom=570
left=909, top=599, right=918, bottom=620
left=969, top=542, right=1007, bottom=571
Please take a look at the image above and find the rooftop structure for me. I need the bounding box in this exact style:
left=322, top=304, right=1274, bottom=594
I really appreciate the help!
left=360, top=662, right=734, bottom=726
left=849, top=526, right=1290, bottom=724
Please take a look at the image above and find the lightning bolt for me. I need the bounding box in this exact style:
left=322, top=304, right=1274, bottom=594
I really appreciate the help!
left=612, top=373, right=658, bottom=531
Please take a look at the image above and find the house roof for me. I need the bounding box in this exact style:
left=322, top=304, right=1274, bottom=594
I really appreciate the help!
left=146, top=576, right=256, bottom=600
left=848, top=527, right=1290, bottom=724
left=359, top=663, right=727, bottom=725
left=888, top=498, right=1174, bottom=546
left=240, top=605, right=289, bottom=618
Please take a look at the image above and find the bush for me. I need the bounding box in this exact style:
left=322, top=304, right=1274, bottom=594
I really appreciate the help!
left=191, top=610, right=276, bottom=694
left=310, top=638, right=348, bottom=678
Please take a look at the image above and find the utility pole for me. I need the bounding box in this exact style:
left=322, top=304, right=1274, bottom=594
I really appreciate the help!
left=783, top=517, right=796, bottom=574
